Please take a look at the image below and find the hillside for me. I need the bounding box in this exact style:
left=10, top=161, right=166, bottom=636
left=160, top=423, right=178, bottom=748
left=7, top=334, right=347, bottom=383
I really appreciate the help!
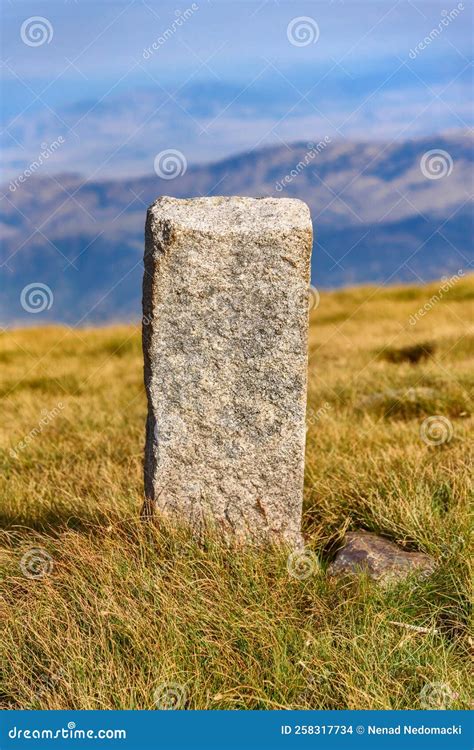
left=1, top=277, right=472, bottom=709
left=1, top=131, right=472, bottom=325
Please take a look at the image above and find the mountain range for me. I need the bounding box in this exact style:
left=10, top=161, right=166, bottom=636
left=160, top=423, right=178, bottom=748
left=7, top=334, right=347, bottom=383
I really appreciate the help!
left=1, top=131, right=472, bottom=325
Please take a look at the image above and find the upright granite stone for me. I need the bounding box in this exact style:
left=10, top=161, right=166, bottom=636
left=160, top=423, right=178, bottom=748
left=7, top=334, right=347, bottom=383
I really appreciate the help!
left=142, top=196, right=313, bottom=547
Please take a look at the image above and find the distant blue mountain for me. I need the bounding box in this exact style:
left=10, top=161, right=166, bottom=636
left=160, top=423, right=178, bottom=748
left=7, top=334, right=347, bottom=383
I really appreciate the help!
left=1, top=132, right=472, bottom=326
left=2, top=57, right=472, bottom=181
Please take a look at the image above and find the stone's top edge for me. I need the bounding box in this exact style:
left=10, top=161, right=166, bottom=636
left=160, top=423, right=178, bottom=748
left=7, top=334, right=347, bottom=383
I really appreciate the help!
left=148, top=196, right=312, bottom=233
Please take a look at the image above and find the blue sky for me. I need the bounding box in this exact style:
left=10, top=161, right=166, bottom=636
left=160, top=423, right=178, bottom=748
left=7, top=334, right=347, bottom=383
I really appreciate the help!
left=1, top=0, right=472, bottom=177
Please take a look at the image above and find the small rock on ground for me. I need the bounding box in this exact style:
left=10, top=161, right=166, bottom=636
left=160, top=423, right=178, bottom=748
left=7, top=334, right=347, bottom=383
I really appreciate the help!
left=328, top=530, right=435, bottom=586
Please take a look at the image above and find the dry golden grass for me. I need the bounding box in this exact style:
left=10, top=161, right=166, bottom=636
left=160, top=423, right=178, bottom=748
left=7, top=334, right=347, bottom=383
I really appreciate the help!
left=0, top=275, right=473, bottom=709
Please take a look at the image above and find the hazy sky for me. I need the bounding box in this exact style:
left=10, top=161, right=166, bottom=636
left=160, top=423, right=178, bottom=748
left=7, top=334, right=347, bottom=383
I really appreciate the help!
left=1, top=0, right=472, bottom=175
left=3, top=1, right=472, bottom=96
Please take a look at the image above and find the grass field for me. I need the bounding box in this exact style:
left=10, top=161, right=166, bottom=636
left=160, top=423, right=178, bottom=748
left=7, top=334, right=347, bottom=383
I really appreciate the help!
left=1, top=275, right=472, bottom=710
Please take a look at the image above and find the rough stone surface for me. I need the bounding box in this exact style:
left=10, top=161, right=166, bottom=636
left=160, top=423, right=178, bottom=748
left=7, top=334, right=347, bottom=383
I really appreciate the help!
left=328, top=531, right=435, bottom=586
left=142, top=196, right=313, bottom=547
